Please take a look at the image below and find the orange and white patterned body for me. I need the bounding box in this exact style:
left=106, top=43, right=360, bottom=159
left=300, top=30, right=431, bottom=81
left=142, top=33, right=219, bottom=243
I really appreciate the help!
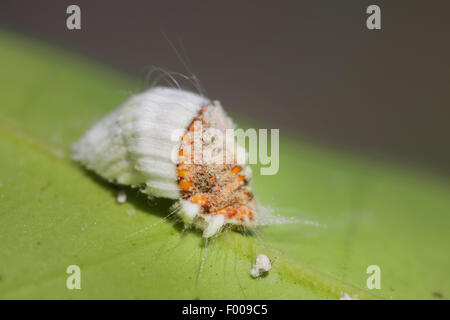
left=73, top=87, right=258, bottom=237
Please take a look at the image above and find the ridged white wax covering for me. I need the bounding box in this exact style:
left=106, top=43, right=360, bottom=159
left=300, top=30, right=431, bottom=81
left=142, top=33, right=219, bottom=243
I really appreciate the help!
left=72, top=87, right=210, bottom=199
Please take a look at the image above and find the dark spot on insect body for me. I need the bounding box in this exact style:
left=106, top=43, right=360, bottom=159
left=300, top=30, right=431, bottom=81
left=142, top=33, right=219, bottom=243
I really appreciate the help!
left=432, top=291, right=444, bottom=298
left=244, top=190, right=254, bottom=200
left=180, top=191, right=190, bottom=199
left=202, top=204, right=211, bottom=214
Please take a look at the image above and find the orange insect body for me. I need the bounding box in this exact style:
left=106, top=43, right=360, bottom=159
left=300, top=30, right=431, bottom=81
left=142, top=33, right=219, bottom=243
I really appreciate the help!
left=176, top=107, right=256, bottom=228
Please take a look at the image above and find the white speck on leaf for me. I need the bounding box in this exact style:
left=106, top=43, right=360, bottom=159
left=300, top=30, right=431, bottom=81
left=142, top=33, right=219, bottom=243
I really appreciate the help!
left=339, top=293, right=358, bottom=300
left=250, top=254, right=272, bottom=278
left=116, top=190, right=127, bottom=204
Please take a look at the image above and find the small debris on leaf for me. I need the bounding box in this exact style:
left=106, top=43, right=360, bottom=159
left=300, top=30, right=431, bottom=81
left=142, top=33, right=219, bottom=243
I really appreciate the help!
left=116, top=190, right=127, bottom=204
left=250, top=254, right=272, bottom=278
left=339, top=293, right=359, bottom=300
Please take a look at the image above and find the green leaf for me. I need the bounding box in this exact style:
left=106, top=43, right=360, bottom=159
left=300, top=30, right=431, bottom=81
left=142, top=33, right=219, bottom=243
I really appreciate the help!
left=0, top=30, right=448, bottom=300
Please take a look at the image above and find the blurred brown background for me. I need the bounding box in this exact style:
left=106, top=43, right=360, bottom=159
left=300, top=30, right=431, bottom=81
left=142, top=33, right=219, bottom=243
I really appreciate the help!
left=1, top=0, right=449, bottom=174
